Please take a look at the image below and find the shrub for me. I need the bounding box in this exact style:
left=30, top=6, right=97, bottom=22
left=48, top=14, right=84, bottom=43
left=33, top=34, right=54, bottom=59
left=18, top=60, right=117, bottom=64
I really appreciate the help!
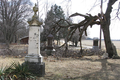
left=0, top=66, right=6, bottom=80
left=0, top=62, right=36, bottom=80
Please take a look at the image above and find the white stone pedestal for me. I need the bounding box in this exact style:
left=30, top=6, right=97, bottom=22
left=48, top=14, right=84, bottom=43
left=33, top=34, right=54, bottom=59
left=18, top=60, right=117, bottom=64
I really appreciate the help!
left=25, top=26, right=43, bottom=63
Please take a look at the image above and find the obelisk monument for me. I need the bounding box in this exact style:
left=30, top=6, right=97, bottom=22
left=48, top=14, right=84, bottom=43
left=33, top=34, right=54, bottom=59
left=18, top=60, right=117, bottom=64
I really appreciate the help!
left=25, top=4, right=45, bottom=76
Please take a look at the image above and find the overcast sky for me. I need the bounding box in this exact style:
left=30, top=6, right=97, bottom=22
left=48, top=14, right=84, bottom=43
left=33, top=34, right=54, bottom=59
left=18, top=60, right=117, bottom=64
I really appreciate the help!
left=30, top=0, right=120, bottom=40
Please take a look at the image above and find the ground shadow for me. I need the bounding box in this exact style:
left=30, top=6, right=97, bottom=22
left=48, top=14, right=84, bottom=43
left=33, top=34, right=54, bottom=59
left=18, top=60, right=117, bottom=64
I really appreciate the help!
left=72, top=59, right=120, bottom=80
left=40, top=57, right=120, bottom=80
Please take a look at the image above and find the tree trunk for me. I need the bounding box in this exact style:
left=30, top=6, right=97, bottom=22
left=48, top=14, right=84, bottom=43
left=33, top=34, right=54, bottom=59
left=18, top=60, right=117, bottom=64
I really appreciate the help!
left=102, top=0, right=118, bottom=58
left=102, top=24, right=114, bottom=58
left=63, top=37, right=68, bottom=57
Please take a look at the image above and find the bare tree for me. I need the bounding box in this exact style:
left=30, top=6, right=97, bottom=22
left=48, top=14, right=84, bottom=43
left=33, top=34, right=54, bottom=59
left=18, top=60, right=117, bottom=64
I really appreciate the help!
left=88, top=0, right=119, bottom=58
left=55, top=13, right=100, bottom=54
left=55, top=0, right=120, bottom=58
left=0, top=0, right=32, bottom=48
left=101, top=0, right=119, bottom=58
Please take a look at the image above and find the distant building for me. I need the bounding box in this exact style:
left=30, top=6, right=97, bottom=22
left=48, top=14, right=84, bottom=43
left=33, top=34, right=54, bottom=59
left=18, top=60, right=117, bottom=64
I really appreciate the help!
left=19, top=36, right=29, bottom=44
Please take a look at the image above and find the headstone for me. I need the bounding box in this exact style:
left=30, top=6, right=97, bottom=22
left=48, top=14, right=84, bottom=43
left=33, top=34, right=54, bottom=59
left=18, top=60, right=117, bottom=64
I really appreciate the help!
left=45, top=34, right=55, bottom=56
left=24, top=4, right=45, bottom=76
left=47, top=34, right=53, bottom=50
left=92, top=37, right=99, bottom=51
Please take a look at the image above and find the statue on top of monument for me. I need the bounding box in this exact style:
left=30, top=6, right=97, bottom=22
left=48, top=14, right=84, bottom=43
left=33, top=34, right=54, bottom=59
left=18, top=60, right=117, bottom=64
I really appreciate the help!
left=28, top=3, right=42, bottom=26
left=33, top=3, right=38, bottom=15
left=32, top=3, right=39, bottom=20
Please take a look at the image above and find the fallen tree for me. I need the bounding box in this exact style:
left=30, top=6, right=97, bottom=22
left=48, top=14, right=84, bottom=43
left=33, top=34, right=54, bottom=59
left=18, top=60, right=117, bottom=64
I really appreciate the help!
left=51, top=0, right=120, bottom=58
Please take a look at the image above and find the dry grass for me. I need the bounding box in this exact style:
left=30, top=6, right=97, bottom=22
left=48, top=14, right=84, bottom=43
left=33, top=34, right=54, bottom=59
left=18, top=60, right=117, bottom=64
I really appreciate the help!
left=0, top=56, right=24, bottom=67
left=0, top=40, right=120, bottom=80
left=82, top=40, right=120, bottom=49
left=39, top=56, right=120, bottom=80
left=0, top=56, right=120, bottom=80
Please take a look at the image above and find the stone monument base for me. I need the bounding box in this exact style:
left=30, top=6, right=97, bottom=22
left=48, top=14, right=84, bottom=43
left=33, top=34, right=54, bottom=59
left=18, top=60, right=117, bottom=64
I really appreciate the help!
left=92, top=46, right=99, bottom=51
left=23, top=62, right=45, bottom=77
left=24, top=54, right=45, bottom=77
left=25, top=54, right=43, bottom=63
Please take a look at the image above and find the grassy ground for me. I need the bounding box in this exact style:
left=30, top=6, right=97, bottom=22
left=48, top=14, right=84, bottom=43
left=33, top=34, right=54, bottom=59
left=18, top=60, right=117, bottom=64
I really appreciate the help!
left=0, top=40, right=120, bottom=80
left=81, top=40, right=120, bottom=49
left=0, top=55, right=120, bottom=80
left=43, top=56, right=120, bottom=80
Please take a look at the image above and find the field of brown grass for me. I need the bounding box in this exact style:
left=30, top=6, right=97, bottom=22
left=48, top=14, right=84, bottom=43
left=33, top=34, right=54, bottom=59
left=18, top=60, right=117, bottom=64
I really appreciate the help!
left=0, top=40, right=120, bottom=80
left=0, top=56, right=120, bottom=80
left=82, top=40, right=120, bottom=55
left=42, top=56, right=120, bottom=80
left=82, top=40, right=120, bottom=49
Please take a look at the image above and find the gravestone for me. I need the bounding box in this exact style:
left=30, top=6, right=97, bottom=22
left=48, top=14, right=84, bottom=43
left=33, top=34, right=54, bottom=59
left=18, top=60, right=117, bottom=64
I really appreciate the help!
left=45, top=34, right=55, bottom=56
left=92, top=37, right=99, bottom=51
left=24, top=4, right=45, bottom=76
left=47, top=34, right=53, bottom=50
